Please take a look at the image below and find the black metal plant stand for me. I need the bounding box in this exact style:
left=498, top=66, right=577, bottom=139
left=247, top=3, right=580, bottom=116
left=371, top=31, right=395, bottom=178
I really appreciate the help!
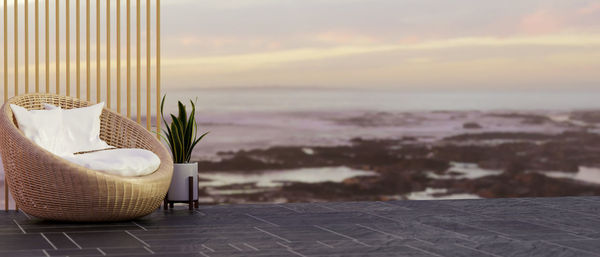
left=164, top=176, right=199, bottom=210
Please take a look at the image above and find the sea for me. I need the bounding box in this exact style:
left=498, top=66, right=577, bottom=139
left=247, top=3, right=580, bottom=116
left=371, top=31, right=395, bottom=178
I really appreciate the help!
left=160, top=88, right=600, bottom=160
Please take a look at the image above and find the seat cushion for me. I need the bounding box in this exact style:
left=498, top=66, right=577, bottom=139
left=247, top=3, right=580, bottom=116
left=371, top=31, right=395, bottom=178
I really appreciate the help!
left=62, top=148, right=161, bottom=177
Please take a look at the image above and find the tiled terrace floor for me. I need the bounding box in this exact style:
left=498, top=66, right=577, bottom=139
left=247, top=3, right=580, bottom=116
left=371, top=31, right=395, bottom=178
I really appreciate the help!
left=1, top=197, right=600, bottom=256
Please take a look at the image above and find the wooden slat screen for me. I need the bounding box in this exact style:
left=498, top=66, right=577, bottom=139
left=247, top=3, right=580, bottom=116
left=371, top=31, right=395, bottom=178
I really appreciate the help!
left=1, top=0, right=161, bottom=211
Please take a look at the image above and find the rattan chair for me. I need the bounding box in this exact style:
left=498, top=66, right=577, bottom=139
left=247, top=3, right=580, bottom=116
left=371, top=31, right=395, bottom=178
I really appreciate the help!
left=0, top=94, right=173, bottom=222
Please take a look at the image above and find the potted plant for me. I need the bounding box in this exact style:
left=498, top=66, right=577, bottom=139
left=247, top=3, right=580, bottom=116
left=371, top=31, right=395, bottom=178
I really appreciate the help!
left=159, top=96, right=208, bottom=208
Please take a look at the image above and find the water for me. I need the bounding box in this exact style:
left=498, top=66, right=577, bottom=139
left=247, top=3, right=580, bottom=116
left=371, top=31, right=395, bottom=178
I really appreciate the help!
left=427, top=162, right=503, bottom=180
left=161, top=88, right=600, bottom=161
left=199, top=166, right=376, bottom=188
left=164, top=88, right=600, bottom=113
left=544, top=167, right=600, bottom=185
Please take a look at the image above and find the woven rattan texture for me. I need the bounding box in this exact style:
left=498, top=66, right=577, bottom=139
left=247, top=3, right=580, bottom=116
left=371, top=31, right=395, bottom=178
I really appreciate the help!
left=0, top=94, right=173, bottom=222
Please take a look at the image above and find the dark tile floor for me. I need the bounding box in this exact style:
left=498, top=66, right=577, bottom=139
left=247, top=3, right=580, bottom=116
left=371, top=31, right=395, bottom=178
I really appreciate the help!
left=1, top=197, right=600, bottom=256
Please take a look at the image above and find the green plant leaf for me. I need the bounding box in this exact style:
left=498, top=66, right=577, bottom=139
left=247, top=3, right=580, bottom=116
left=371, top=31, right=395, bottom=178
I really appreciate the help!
left=158, top=95, right=208, bottom=163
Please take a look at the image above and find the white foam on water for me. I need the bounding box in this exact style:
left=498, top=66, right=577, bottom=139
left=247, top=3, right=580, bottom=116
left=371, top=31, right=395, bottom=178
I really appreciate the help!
left=198, top=166, right=377, bottom=188
left=404, top=188, right=481, bottom=200
left=428, top=162, right=502, bottom=180
left=543, top=166, right=600, bottom=185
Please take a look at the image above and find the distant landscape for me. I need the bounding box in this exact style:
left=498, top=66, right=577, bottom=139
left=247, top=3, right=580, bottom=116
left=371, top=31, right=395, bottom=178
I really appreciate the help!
left=159, top=89, right=600, bottom=204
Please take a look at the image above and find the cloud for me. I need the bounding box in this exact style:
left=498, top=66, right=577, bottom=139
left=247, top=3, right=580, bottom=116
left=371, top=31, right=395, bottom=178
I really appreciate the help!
left=520, top=10, right=564, bottom=34
left=578, top=3, right=600, bottom=15
left=164, top=34, right=600, bottom=69
left=314, top=31, right=379, bottom=45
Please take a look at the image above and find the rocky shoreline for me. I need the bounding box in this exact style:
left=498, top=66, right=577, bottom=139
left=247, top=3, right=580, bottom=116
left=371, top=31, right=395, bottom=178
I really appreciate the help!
left=196, top=129, right=600, bottom=204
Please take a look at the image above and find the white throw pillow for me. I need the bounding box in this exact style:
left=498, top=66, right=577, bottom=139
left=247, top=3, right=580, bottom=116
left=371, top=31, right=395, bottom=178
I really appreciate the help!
left=44, top=103, right=111, bottom=154
left=9, top=104, right=71, bottom=156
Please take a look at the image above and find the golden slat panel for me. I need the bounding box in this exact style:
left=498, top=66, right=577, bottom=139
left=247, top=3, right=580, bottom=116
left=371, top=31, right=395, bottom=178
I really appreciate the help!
left=76, top=0, right=80, bottom=98
left=35, top=0, right=39, bottom=92
left=86, top=0, right=89, bottom=100
left=136, top=0, right=140, bottom=124
left=156, top=0, right=160, bottom=136
left=55, top=0, right=59, bottom=94
left=95, top=0, right=99, bottom=103
left=106, top=0, right=110, bottom=108
left=3, top=0, right=6, bottom=212
left=14, top=0, right=18, bottom=96
left=66, top=0, right=70, bottom=96
left=24, top=0, right=28, bottom=93
left=116, top=0, right=121, bottom=113
left=13, top=0, right=18, bottom=211
left=3, top=0, right=7, bottom=101
left=126, top=0, right=130, bottom=118
left=45, top=0, right=48, bottom=93
left=146, top=0, right=150, bottom=130
left=2, top=0, right=161, bottom=211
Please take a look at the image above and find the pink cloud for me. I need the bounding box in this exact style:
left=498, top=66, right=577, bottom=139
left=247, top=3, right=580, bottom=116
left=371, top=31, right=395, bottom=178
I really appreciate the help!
left=578, top=3, right=600, bottom=15
left=520, top=10, right=564, bottom=34
left=314, top=31, right=379, bottom=45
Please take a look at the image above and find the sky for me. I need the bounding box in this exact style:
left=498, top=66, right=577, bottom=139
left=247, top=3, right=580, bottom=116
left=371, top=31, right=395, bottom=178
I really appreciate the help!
left=160, top=0, right=600, bottom=91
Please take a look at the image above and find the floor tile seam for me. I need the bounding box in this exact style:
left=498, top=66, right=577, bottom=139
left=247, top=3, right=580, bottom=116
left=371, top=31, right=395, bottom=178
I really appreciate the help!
left=245, top=213, right=280, bottom=227
left=125, top=230, right=151, bottom=248
left=403, top=244, right=444, bottom=257
left=541, top=240, right=600, bottom=257
left=362, top=211, right=484, bottom=242
left=453, top=242, right=504, bottom=257
left=131, top=222, right=148, bottom=231
left=376, top=201, right=413, bottom=211
left=510, top=217, right=597, bottom=236
left=39, top=233, right=58, bottom=250
left=62, top=232, right=83, bottom=249
left=13, top=219, right=26, bottom=234
left=276, top=204, right=303, bottom=213
left=96, top=247, right=107, bottom=256
left=355, top=223, right=406, bottom=241
left=313, top=225, right=371, bottom=247
left=519, top=199, right=600, bottom=220
left=254, top=227, right=292, bottom=243
left=413, top=220, right=486, bottom=243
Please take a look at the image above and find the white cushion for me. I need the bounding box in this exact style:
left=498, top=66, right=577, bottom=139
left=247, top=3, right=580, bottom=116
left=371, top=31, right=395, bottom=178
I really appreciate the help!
left=10, top=104, right=71, bottom=156
left=44, top=103, right=110, bottom=154
left=63, top=148, right=160, bottom=176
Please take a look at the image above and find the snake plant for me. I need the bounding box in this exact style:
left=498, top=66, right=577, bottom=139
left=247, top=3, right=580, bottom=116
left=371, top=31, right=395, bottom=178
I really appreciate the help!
left=159, top=95, right=208, bottom=163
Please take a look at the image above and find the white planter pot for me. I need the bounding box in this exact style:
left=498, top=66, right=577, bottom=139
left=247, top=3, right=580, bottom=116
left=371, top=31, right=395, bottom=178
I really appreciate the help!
left=167, top=162, right=198, bottom=201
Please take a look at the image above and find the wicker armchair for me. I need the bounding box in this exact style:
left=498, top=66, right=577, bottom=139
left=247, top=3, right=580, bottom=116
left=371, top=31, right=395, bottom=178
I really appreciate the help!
left=0, top=94, right=173, bottom=222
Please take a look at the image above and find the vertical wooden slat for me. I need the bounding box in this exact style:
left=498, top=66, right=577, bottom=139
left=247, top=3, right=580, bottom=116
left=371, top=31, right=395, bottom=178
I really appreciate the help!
left=45, top=0, right=48, bottom=93
left=24, top=0, right=28, bottom=93
left=55, top=0, right=59, bottom=94
left=3, top=0, right=7, bottom=101
left=3, top=0, right=6, bottom=212
left=126, top=0, right=130, bottom=118
left=66, top=0, right=70, bottom=96
left=13, top=0, right=18, bottom=211
left=136, top=0, right=140, bottom=123
left=86, top=0, right=89, bottom=100
left=106, top=0, right=110, bottom=108
left=156, top=0, right=160, bottom=135
left=116, top=0, right=121, bottom=113
left=146, top=0, right=150, bottom=130
left=35, top=0, right=39, bottom=92
left=14, top=0, right=17, bottom=96
left=76, top=0, right=80, bottom=98
left=96, top=0, right=99, bottom=102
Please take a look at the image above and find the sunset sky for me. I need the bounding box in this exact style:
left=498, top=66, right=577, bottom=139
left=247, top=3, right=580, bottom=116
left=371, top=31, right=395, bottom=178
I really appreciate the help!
left=161, top=0, right=600, bottom=91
